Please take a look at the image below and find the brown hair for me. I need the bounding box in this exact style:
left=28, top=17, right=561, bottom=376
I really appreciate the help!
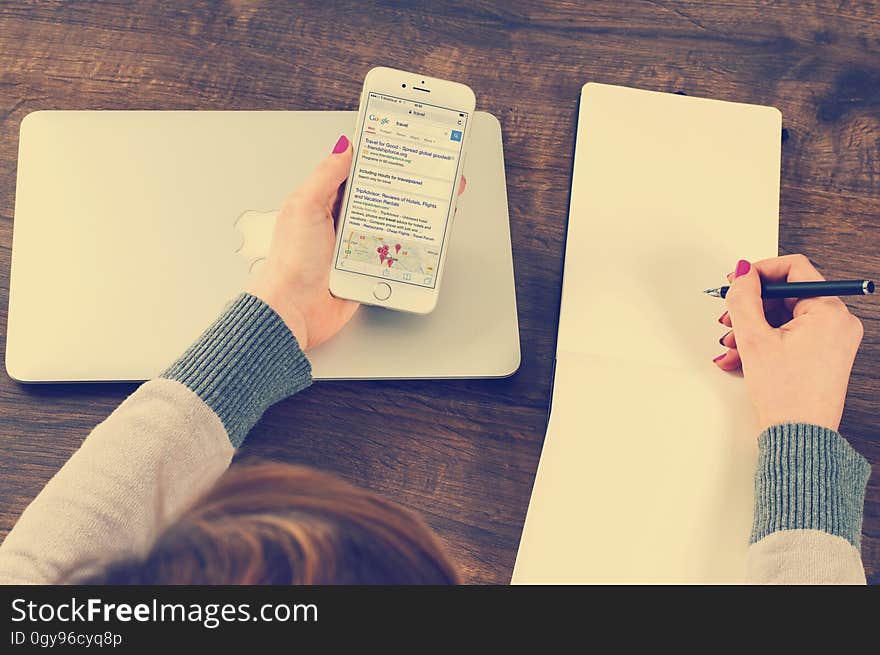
left=74, top=462, right=460, bottom=584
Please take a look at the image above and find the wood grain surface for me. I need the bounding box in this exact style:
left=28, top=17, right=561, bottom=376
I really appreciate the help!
left=0, top=0, right=877, bottom=584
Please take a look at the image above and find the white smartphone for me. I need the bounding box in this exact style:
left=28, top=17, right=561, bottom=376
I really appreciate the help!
left=329, top=66, right=476, bottom=314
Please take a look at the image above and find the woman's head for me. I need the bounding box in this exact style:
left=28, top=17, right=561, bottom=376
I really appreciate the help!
left=74, top=462, right=460, bottom=584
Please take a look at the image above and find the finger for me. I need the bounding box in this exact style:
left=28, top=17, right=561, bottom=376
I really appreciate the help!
left=725, top=259, right=772, bottom=339
left=719, top=329, right=736, bottom=348
left=452, top=176, right=467, bottom=220
left=751, top=253, right=826, bottom=283
left=712, top=348, right=742, bottom=371
left=753, top=254, right=842, bottom=318
left=718, top=310, right=732, bottom=328
left=298, top=135, right=353, bottom=205
left=728, top=266, right=785, bottom=323
left=752, top=253, right=827, bottom=316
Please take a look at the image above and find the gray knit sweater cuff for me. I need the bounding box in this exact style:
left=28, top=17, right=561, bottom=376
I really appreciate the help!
left=751, top=423, right=871, bottom=549
left=161, top=292, right=312, bottom=447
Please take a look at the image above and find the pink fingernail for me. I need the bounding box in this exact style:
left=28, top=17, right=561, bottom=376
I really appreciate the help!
left=734, top=259, right=751, bottom=278
left=718, top=311, right=728, bottom=324
left=712, top=353, right=726, bottom=363
left=332, top=135, right=349, bottom=154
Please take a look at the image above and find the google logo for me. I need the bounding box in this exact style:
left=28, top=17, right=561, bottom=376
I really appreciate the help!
left=368, top=114, right=390, bottom=125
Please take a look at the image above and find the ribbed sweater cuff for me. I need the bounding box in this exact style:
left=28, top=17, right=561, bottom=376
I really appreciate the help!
left=751, top=423, right=871, bottom=549
left=161, top=293, right=312, bottom=447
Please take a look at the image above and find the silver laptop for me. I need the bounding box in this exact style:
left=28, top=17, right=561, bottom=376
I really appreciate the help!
left=6, top=111, right=520, bottom=382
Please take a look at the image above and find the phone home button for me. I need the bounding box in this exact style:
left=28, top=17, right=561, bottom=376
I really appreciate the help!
left=372, top=282, right=392, bottom=301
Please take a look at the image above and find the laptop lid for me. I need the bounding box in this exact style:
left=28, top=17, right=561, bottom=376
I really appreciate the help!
left=7, top=111, right=519, bottom=382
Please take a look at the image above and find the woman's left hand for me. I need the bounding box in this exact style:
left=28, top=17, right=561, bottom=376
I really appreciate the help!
left=248, top=134, right=466, bottom=351
left=247, top=135, right=359, bottom=351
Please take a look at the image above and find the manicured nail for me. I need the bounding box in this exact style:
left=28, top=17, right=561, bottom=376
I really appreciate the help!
left=719, top=330, right=731, bottom=346
left=734, top=259, right=751, bottom=278
left=717, top=311, right=728, bottom=324
left=332, top=135, right=349, bottom=154
left=712, top=353, right=726, bottom=363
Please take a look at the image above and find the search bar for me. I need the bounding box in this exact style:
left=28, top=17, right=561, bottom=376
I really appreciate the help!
left=368, top=96, right=465, bottom=126
left=364, top=112, right=461, bottom=148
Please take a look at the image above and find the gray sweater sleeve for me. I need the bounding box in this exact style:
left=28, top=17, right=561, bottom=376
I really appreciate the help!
left=746, top=423, right=872, bottom=584
left=162, top=292, right=312, bottom=446
left=0, top=293, right=311, bottom=584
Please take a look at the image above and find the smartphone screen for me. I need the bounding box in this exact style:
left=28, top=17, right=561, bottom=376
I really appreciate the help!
left=334, top=92, right=468, bottom=289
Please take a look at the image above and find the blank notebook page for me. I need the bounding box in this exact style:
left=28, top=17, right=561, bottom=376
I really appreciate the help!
left=514, top=83, right=781, bottom=583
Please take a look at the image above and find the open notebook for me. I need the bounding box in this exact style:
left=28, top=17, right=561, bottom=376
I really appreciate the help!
left=513, top=84, right=782, bottom=583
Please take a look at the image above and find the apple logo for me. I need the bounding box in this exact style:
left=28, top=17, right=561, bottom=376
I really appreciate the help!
left=233, top=209, right=278, bottom=275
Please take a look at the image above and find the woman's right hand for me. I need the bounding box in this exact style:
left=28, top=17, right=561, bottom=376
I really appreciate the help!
left=713, top=254, right=864, bottom=433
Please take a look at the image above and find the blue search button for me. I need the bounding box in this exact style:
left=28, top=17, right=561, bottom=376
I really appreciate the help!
left=450, top=130, right=462, bottom=142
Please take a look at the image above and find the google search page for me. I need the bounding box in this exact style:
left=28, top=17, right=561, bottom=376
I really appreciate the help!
left=335, top=92, right=468, bottom=288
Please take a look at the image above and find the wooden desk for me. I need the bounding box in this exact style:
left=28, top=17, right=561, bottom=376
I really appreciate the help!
left=0, top=1, right=877, bottom=584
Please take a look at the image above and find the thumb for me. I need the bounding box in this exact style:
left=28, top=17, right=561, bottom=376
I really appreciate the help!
left=299, top=134, right=352, bottom=204
left=724, top=259, right=770, bottom=340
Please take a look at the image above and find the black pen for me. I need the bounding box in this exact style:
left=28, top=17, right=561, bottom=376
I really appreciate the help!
left=704, top=279, right=875, bottom=299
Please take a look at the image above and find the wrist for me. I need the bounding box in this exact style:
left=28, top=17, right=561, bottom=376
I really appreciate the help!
left=757, top=412, right=840, bottom=435
left=246, top=281, right=310, bottom=350
left=274, top=300, right=309, bottom=351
